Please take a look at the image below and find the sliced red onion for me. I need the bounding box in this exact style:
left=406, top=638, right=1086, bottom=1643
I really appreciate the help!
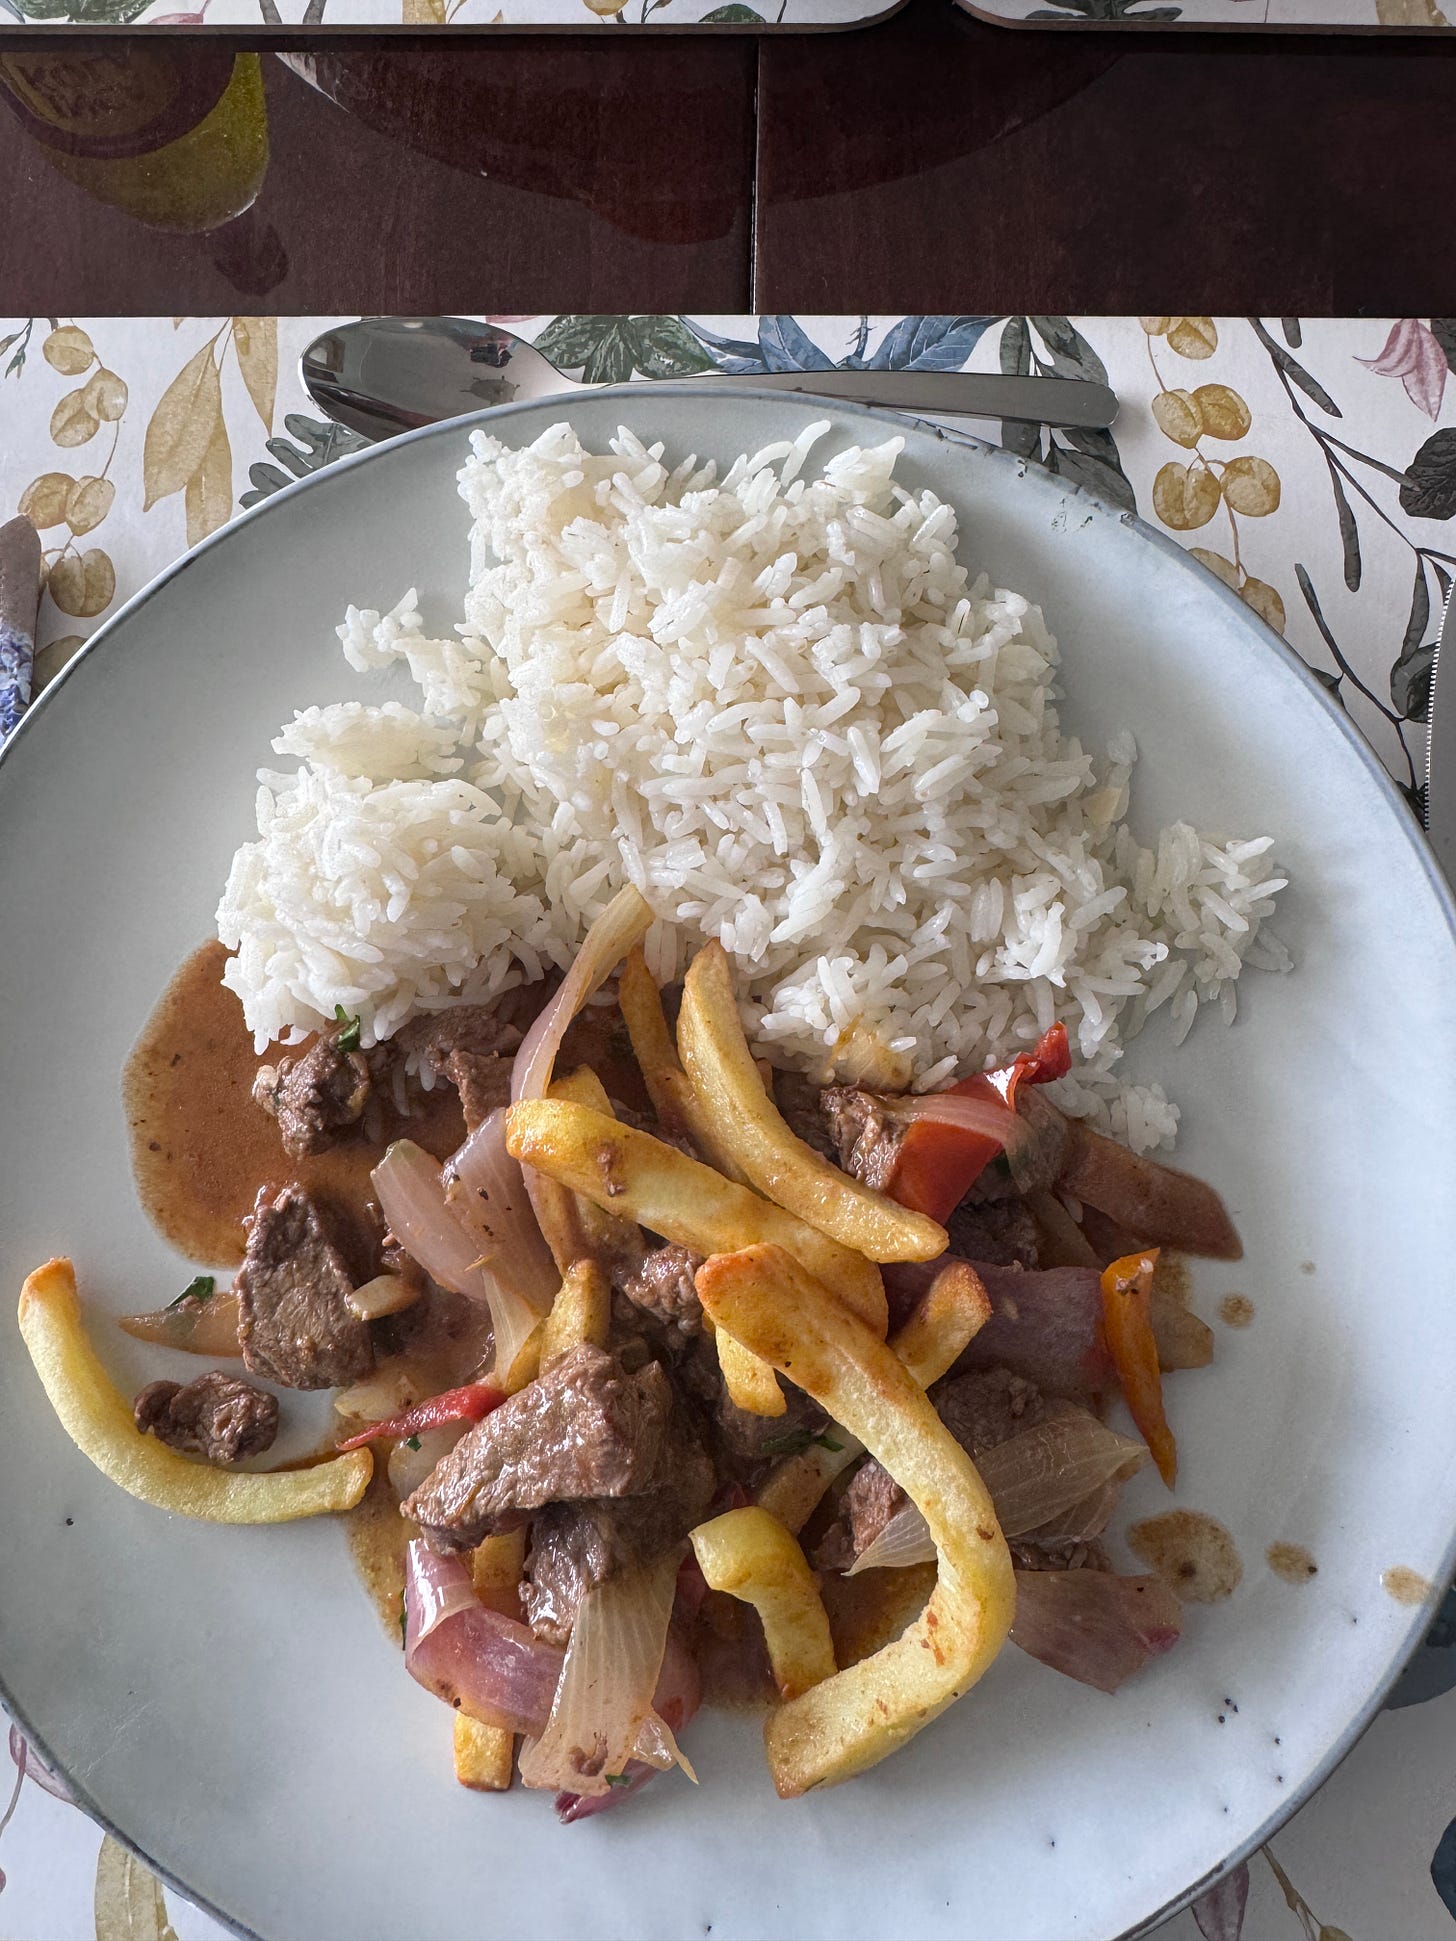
left=520, top=1550, right=684, bottom=1799
left=404, top=1540, right=563, bottom=1737
left=1010, top=1569, right=1182, bottom=1694
left=955, top=1261, right=1114, bottom=1397
left=445, top=1107, right=560, bottom=1309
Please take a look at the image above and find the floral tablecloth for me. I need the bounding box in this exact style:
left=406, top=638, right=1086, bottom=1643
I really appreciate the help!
left=1, top=313, right=1454, bottom=1941
left=961, top=0, right=1450, bottom=29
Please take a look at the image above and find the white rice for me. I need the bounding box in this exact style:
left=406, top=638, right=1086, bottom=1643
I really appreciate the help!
left=216, top=421, right=1290, bottom=1152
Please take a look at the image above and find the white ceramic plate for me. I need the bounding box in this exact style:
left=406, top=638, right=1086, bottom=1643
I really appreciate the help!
left=2, top=390, right=1454, bottom=1941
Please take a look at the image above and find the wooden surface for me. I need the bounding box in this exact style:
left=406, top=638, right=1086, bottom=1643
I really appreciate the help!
left=1, top=9, right=1455, bottom=311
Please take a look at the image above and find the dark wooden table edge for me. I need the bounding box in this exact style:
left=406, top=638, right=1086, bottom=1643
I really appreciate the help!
left=0, top=0, right=907, bottom=31
left=955, top=0, right=1453, bottom=30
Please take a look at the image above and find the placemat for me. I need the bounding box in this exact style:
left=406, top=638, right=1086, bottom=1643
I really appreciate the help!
left=1, top=312, right=1454, bottom=1941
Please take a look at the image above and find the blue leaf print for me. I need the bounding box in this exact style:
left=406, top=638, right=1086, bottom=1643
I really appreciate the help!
left=682, top=319, right=768, bottom=372
left=1433, top=1814, right=1456, bottom=1919
left=866, top=316, right=1000, bottom=373
left=757, top=316, right=836, bottom=373
left=1386, top=1581, right=1456, bottom=1709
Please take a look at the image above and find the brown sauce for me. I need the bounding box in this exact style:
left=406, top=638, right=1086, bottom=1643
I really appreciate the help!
left=346, top=1463, right=411, bottom=1643
left=1128, top=1510, right=1243, bottom=1604
left=124, top=940, right=466, bottom=1266
left=1218, top=1294, right=1254, bottom=1328
left=1382, top=1565, right=1433, bottom=1606
left=1266, top=1542, right=1318, bottom=1584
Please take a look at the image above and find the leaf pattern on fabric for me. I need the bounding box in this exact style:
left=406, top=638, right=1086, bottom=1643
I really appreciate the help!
left=1191, top=1861, right=1249, bottom=1941
left=533, top=314, right=717, bottom=383
left=143, top=339, right=223, bottom=511
left=233, top=316, right=278, bottom=433
left=239, top=412, right=370, bottom=507
left=94, top=1835, right=181, bottom=1941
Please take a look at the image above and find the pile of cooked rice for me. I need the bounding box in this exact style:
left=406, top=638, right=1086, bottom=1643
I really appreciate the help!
left=217, top=420, right=1289, bottom=1152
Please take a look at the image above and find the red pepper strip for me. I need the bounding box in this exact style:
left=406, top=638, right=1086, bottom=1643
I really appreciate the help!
left=1099, top=1250, right=1176, bottom=1488
left=336, top=1382, right=506, bottom=1451
left=886, top=1022, right=1072, bottom=1224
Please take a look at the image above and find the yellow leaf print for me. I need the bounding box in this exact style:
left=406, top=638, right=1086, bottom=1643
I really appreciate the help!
left=1376, top=0, right=1447, bottom=19
left=185, top=410, right=234, bottom=548
left=402, top=0, right=447, bottom=20
left=65, top=476, right=115, bottom=536
left=43, top=325, right=95, bottom=376
left=50, top=389, right=100, bottom=449
left=94, top=1834, right=181, bottom=1941
left=47, top=547, right=115, bottom=619
left=19, top=472, right=76, bottom=529
left=233, top=316, right=278, bottom=433
left=144, top=339, right=223, bottom=511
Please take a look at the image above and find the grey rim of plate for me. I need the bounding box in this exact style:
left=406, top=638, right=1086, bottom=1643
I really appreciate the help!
left=2, top=384, right=1455, bottom=1941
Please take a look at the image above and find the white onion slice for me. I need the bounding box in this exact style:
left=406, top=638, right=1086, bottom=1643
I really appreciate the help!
left=445, top=1108, right=560, bottom=1309
left=513, top=886, right=655, bottom=1107
left=518, top=1550, right=684, bottom=1798
left=848, top=1410, right=1147, bottom=1575
left=372, top=1139, right=548, bottom=1385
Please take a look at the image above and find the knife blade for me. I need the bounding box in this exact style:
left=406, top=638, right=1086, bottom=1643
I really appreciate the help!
left=1423, top=582, right=1456, bottom=883
left=0, top=515, right=42, bottom=742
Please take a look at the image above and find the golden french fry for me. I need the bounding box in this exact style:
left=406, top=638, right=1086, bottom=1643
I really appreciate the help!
left=471, top=1528, right=527, bottom=1611
left=540, top=1259, right=612, bottom=1367
left=506, top=1100, right=886, bottom=1333
left=545, top=1069, right=648, bottom=1276
left=677, top=943, right=947, bottom=1266
left=755, top=1258, right=991, bottom=1534
left=697, top=1245, right=1014, bottom=1797
left=716, top=1328, right=785, bottom=1417
left=453, top=1711, right=514, bottom=1791
left=691, top=1506, right=836, bottom=1700
left=18, top=1258, right=372, bottom=1523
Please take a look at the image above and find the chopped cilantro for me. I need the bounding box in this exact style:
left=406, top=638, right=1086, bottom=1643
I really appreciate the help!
left=333, top=1005, right=362, bottom=1053
left=166, top=1274, right=214, bottom=1311
left=604, top=1773, right=633, bottom=1788
left=405, top=1434, right=422, bottom=1451
left=760, top=1426, right=844, bottom=1459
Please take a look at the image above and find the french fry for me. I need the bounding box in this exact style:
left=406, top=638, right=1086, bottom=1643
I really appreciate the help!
left=755, top=1257, right=991, bottom=1533
left=455, top=1530, right=527, bottom=1789
left=17, top=1258, right=372, bottom=1523
left=691, top=1506, right=836, bottom=1700
left=546, top=1069, right=648, bottom=1278
left=539, top=1259, right=611, bottom=1366
left=453, top=1711, right=514, bottom=1791
left=697, top=1245, right=1014, bottom=1797
left=677, top=943, right=947, bottom=1265
left=617, top=949, right=720, bottom=1157
left=716, top=1329, right=785, bottom=1417
left=506, top=1100, right=886, bottom=1334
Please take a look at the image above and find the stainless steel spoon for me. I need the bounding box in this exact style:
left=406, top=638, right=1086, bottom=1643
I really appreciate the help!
left=1423, top=580, right=1456, bottom=883
left=299, top=316, right=1121, bottom=443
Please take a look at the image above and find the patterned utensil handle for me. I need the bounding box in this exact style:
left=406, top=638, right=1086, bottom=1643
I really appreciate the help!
left=0, top=515, right=41, bottom=742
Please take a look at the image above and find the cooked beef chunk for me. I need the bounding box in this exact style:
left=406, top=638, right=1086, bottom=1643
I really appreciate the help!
left=235, top=1185, right=375, bottom=1390
left=404, top=1344, right=677, bottom=1551
left=395, top=1002, right=525, bottom=1071
left=252, top=1036, right=371, bottom=1160
left=620, top=1243, right=704, bottom=1336
left=774, top=1072, right=838, bottom=1160
left=821, top=1086, right=903, bottom=1191
left=522, top=1426, right=714, bottom=1646
left=816, top=1368, right=1057, bottom=1573
left=133, top=1372, right=279, bottom=1463
left=443, top=1048, right=514, bottom=1133
left=669, top=1332, right=828, bottom=1475
left=946, top=1197, right=1041, bottom=1268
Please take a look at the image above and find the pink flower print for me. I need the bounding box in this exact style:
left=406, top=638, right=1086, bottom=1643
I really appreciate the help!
left=1358, top=319, right=1449, bottom=421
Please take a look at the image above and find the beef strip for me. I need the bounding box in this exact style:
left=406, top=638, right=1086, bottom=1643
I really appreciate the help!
left=395, top=1002, right=525, bottom=1072
left=403, top=1344, right=677, bottom=1551
left=443, top=1048, right=513, bottom=1133
left=671, top=1332, right=828, bottom=1475
left=620, top=1243, right=704, bottom=1336
left=816, top=1367, right=1098, bottom=1574
left=774, top=1072, right=838, bottom=1160
left=133, top=1372, right=279, bottom=1463
left=235, top=1185, right=375, bottom=1390
left=946, top=1197, right=1041, bottom=1268
left=522, top=1419, right=714, bottom=1646
left=252, top=1035, right=371, bottom=1160
left=820, top=1086, right=904, bottom=1192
